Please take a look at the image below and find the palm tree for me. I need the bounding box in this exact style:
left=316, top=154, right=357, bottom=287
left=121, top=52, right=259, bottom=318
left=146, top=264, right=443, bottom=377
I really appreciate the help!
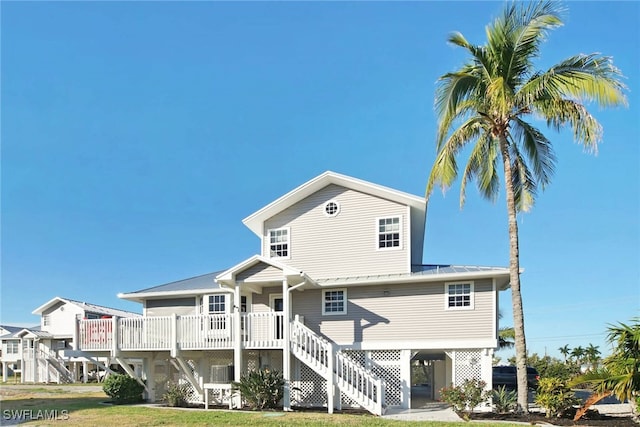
left=585, top=343, right=601, bottom=371
left=571, top=346, right=585, bottom=367
left=499, top=326, right=515, bottom=349
left=558, top=345, right=571, bottom=363
left=426, top=1, right=627, bottom=413
left=569, top=318, right=640, bottom=420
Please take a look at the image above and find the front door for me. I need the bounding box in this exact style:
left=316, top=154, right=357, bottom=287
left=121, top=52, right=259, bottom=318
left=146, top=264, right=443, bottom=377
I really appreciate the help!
left=271, top=295, right=284, bottom=340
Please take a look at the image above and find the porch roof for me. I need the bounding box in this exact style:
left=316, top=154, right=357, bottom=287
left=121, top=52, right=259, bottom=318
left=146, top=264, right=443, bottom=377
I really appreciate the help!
left=315, top=264, right=512, bottom=289
left=118, top=271, right=228, bottom=302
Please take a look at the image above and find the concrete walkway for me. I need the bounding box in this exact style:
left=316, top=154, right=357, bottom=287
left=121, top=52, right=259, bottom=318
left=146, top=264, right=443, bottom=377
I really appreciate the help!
left=382, top=402, right=462, bottom=422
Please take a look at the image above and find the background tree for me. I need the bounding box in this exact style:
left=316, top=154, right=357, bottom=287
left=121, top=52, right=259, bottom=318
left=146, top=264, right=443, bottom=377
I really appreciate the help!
left=569, top=318, right=640, bottom=420
left=558, top=345, right=571, bottom=363
left=571, top=346, right=585, bottom=367
left=585, top=344, right=601, bottom=371
left=426, top=0, right=626, bottom=412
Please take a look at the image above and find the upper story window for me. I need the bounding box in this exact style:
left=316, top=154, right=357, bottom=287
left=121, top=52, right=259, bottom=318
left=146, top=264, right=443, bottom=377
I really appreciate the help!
left=323, top=200, right=340, bottom=217
left=377, top=216, right=401, bottom=249
left=269, top=228, right=290, bottom=258
left=43, top=315, right=51, bottom=326
left=322, top=289, right=347, bottom=315
left=446, top=282, right=474, bottom=309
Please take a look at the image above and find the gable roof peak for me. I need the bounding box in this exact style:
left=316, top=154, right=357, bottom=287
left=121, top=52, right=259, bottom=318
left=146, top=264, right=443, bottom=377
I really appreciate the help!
left=242, top=171, right=426, bottom=236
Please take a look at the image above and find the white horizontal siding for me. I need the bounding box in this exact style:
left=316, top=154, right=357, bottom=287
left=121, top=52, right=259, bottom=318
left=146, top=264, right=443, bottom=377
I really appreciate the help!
left=263, top=184, right=409, bottom=279
left=236, top=263, right=283, bottom=282
left=145, top=297, right=197, bottom=316
left=291, top=279, right=495, bottom=345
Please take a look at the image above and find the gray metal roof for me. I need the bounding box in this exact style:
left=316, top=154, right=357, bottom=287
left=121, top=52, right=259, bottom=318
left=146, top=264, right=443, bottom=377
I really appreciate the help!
left=315, top=264, right=510, bottom=286
left=63, top=298, right=141, bottom=318
left=128, top=271, right=226, bottom=294
left=0, top=325, right=25, bottom=339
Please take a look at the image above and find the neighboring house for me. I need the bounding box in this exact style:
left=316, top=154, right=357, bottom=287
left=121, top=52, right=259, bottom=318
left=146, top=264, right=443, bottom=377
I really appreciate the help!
left=1, top=325, right=25, bottom=380
left=0, top=297, right=141, bottom=383
left=72, top=171, right=511, bottom=414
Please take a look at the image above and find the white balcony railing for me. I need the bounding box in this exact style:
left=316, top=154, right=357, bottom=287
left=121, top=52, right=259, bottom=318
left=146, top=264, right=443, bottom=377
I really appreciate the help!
left=78, top=313, right=284, bottom=352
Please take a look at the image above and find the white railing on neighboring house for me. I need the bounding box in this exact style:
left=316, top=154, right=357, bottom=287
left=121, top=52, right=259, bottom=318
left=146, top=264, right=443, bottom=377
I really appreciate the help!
left=290, top=319, right=384, bottom=416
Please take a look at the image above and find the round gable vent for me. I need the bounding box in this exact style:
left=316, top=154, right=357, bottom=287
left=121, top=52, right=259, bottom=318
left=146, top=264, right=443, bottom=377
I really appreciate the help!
left=324, top=200, right=340, bottom=217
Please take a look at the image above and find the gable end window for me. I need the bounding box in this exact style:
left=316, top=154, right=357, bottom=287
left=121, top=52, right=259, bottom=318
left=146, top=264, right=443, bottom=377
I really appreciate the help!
left=322, top=289, right=347, bottom=315
left=377, top=216, right=401, bottom=249
left=446, top=282, right=474, bottom=309
left=269, top=228, right=290, bottom=258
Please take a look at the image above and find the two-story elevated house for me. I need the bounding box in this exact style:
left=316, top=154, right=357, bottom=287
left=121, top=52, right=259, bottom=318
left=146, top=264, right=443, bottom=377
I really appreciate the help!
left=72, top=171, right=510, bottom=414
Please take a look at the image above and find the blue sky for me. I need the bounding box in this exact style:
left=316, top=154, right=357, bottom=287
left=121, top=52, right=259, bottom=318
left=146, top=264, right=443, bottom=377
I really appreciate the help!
left=2, top=1, right=638, bottom=360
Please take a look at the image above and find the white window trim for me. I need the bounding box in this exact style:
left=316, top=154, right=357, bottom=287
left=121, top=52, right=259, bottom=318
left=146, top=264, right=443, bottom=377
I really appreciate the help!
left=204, top=294, right=229, bottom=314
left=445, top=281, right=475, bottom=310
left=322, top=288, right=347, bottom=316
left=323, top=200, right=341, bottom=217
left=375, top=215, right=402, bottom=251
left=267, top=227, right=291, bottom=259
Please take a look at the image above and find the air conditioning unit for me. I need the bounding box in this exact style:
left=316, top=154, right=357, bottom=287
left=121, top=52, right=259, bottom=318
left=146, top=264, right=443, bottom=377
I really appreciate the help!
left=209, top=365, right=234, bottom=383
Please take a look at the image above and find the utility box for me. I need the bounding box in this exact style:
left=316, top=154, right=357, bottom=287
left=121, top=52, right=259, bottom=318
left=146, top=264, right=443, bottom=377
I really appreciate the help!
left=210, top=365, right=234, bottom=383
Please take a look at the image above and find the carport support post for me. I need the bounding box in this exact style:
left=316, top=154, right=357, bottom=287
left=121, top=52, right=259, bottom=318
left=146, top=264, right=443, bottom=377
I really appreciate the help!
left=143, top=357, right=155, bottom=401
left=400, top=350, right=411, bottom=409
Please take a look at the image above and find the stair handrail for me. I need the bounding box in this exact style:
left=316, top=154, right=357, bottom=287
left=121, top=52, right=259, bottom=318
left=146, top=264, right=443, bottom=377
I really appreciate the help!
left=290, top=319, right=330, bottom=373
left=290, top=318, right=384, bottom=415
left=334, top=351, right=384, bottom=415
left=41, top=349, right=75, bottom=383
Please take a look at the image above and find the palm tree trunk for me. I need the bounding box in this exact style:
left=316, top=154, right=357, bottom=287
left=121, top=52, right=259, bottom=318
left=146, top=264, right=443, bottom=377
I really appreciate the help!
left=499, top=136, right=529, bottom=413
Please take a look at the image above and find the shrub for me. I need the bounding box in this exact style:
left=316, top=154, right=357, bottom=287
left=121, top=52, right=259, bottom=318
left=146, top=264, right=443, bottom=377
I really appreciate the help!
left=492, top=385, right=517, bottom=413
left=440, top=378, right=491, bottom=419
left=162, top=381, right=191, bottom=407
left=102, top=373, right=145, bottom=404
left=534, top=377, right=579, bottom=418
left=233, top=368, right=284, bottom=410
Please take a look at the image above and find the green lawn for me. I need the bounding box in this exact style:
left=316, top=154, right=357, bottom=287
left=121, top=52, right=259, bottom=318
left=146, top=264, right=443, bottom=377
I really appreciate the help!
left=0, top=384, right=524, bottom=426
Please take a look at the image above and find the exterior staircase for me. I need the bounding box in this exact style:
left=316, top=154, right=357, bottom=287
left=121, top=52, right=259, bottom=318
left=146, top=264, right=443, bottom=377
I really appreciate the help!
left=290, top=318, right=385, bottom=415
left=44, top=351, right=75, bottom=383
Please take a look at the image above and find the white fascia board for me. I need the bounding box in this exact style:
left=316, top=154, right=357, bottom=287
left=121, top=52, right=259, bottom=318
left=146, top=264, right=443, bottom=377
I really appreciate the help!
left=32, top=297, right=67, bottom=315
left=335, top=338, right=499, bottom=350
left=242, top=171, right=426, bottom=237
left=118, top=288, right=232, bottom=303
left=216, top=254, right=302, bottom=284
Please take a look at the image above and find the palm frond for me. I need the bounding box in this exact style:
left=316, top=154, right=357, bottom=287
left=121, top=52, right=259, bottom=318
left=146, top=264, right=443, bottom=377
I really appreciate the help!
left=460, top=134, right=500, bottom=207
left=535, top=98, right=603, bottom=152
left=427, top=117, right=485, bottom=199
left=508, top=141, right=537, bottom=212
left=511, top=118, right=556, bottom=189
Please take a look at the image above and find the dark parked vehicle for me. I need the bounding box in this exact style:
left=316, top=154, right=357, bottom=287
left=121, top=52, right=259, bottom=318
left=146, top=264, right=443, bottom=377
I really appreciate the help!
left=492, top=365, right=539, bottom=390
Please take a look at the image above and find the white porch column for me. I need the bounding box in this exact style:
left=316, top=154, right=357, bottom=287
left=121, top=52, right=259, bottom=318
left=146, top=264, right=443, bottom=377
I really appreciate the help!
left=111, top=316, right=119, bottom=358
left=143, top=357, right=155, bottom=402
left=82, top=360, right=88, bottom=383
left=400, top=349, right=412, bottom=409
left=2, top=361, right=7, bottom=381
left=282, top=278, right=291, bottom=411
left=233, top=282, right=242, bottom=408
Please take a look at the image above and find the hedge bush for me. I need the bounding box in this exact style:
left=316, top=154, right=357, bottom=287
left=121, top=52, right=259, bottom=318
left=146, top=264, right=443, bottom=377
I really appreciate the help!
left=102, top=373, right=145, bottom=404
